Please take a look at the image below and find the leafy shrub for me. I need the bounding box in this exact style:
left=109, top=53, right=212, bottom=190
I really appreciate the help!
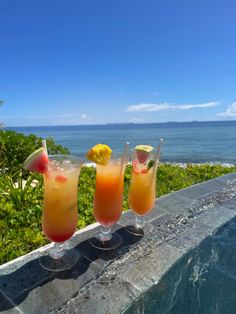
left=0, top=130, right=69, bottom=175
left=157, top=163, right=236, bottom=196
left=0, top=171, right=46, bottom=263
left=78, top=166, right=96, bottom=228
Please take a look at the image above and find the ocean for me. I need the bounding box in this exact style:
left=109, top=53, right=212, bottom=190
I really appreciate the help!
left=7, top=121, right=236, bottom=164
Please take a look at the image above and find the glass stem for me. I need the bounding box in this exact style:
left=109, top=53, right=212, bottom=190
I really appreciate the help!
left=50, top=242, right=65, bottom=259
left=99, top=225, right=112, bottom=241
left=135, top=215, right=145, bottom=229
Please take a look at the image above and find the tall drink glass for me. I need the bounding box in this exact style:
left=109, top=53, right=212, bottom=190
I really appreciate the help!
left=127, top=140, right=163, bottom=236
left=39, top=155, right=83, bottom=272
left=90, top=156, right=126, bottom=250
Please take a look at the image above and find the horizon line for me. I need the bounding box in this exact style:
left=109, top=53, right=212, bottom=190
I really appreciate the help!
left=4, top=119, right=236, bottom=128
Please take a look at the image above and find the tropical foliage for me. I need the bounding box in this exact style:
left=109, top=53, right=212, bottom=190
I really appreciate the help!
left=0, top=130, right=69, bottom=175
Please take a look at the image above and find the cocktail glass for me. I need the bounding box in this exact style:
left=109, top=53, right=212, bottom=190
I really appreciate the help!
left=90, top=155, right=127, bottom=250
left=39, top=155, right=83, bottom=272
left=126, top=141, right=163, bottom=236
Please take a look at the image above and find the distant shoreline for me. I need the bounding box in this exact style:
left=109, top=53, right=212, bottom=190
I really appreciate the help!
left=4, top=119, right=236, bottom=129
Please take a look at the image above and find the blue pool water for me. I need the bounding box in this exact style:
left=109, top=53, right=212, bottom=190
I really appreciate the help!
left=7, top=120, right=236, bottom=164
left=125, top=217, right=236, bottom=314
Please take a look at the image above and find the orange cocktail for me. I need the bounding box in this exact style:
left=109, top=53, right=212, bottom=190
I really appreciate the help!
left=40, top=155, right=82, bottom=272
left=86, top=142, right=129, bottom=250
left=94, top=160, right=125, bottom=226
left=42, top=163, right=80, bottom=243
left=91, top=156, right=126, bottom=250
left=128, top=162, right=156, bottom=216
left=127, top=140, right=163, bottom=236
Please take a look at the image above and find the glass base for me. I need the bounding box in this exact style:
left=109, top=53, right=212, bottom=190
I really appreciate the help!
left=126, top=222, right=154, bottom=237
left=39, top=248, right=79, bottom=272
left=90, top=232, right=123, bottom=250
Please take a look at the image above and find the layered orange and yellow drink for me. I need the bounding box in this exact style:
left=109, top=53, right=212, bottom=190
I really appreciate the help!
left=94, top=159, right=125, bottom=226
left=127, top=143, right=163, bottom=235
left=42, top=157, right=81, bottom=243
left=86, top=143, right=128, bottom=249
left=128, top=161, right=156, bottom=216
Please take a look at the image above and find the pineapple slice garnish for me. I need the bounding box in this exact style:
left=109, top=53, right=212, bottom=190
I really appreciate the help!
left=86, top=144, right=112, bottom=165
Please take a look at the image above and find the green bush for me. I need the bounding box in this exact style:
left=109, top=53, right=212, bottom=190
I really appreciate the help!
left=0, top=130, right=69, bottom=175
left=0, top=171, right=45, bottom=262
left=157, top=163, right=236, bottom=196
left=78, top=166, right=96, bottom=228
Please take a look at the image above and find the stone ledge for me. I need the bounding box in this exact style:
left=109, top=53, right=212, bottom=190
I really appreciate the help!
left=1, top=172, right=236, bottom=314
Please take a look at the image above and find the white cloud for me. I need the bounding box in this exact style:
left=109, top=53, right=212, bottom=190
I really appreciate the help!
left=126, top=103, right=171, bottom=112
left=217, top=102, right=236, bottom=117
left=125, top=101, right=219, bottom=112
left=178, top=102, right=219, bottom=109
left=80, top=114, right=88, bottom=120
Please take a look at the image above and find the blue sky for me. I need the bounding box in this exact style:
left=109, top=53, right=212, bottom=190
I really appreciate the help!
left=1, top=0, right=236, bottom=126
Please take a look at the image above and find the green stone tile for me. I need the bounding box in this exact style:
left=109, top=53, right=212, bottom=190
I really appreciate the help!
left=157, top=193, right=192, bottom=215
left=176, top=184, right=210, bottom=200
left=169, top=222, right=213, bottom=252
left=0, top=291, right=21, bottom=313
left=193, top=205, right=236, bottom=229
left=0, top=258, right=54, bottom=301
left=14, top=258, right=99, bottom=314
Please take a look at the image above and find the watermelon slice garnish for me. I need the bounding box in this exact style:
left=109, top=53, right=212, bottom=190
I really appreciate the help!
left=140, top=168, right=148, bottom=174
left=135, top=145, right=154, bottom=163
left=132, top=159, right=155, bottom=175
left=132, top=160, right=140, bottom=175
left=55, top=175, right=68, bottom=183
left=23, top=147, right=49, bottom=174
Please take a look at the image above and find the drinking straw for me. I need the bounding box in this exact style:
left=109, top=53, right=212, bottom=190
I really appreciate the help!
left=124, top=141, right=130, bottom=160
left=42, top=139, right=48, bottom=157
left=154, top=138, right=164, bottom=170
left=121, top=141, right=130, bottom=171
